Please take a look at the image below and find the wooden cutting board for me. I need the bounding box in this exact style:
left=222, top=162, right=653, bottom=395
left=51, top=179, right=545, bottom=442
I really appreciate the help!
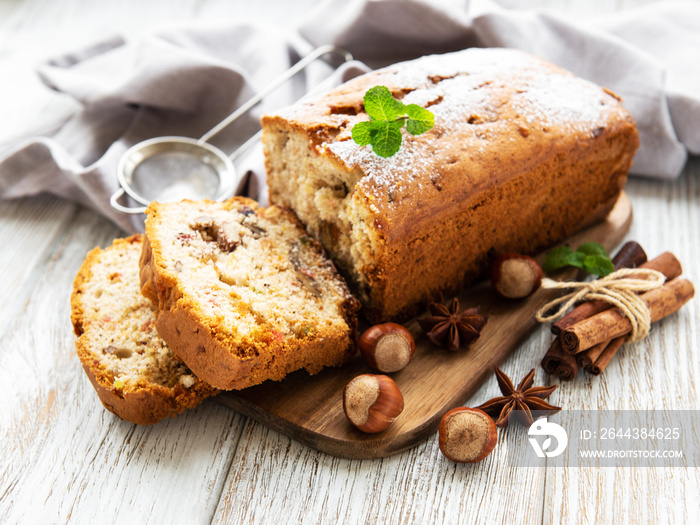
left=218, top=193, right=632, bottom=459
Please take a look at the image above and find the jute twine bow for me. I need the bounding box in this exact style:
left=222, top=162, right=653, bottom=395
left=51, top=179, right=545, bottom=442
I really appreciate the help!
left=535, top=268, right=666, bottom=342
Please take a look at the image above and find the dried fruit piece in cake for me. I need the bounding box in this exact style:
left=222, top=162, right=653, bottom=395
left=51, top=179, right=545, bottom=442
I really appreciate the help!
left=71, top=235, right=218, bottom=425
left=139, top=197, right=360, bottom=390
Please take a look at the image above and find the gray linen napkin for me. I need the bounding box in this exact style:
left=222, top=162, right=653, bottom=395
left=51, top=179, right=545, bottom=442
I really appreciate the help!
left=1, top=0, right=699, bottom=233
left=0, top=23, right=369, bottom=232
left=300, top=0, right=700, bottom=178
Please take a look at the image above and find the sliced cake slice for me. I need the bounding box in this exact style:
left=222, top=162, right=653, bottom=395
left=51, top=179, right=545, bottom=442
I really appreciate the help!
left=139, top=197, right=360, bottom=390
left=71, top=235, right=218, bottom=425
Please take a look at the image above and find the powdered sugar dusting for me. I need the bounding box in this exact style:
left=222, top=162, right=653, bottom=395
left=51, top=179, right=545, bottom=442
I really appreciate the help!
left=328, top=134, right=436, bottom=190
left=324, top=48, right=616, bottom=195
left=511, top=73, right=611, bottom=133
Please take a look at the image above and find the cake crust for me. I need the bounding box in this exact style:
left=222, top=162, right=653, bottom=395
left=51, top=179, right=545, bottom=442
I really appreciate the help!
left=71, top=235, right=218, bottom=425
left=140, top=198, right=360, bottom=390
left=262, top=48, right=640, bottom=321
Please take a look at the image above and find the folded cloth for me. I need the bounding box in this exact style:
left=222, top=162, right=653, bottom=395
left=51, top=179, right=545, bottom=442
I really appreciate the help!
left=300, top=0, right=700, bottom=178
left=1, top=0, right=699, bottom=233
left=0, top=23, right=369, bottom=232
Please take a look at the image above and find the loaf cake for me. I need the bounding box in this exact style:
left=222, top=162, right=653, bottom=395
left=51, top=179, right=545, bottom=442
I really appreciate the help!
left=139, top=197, right=360, bottom=390
left=261, top=48, right=640, bottom=322
left=71, top=235, right=218, bottom=425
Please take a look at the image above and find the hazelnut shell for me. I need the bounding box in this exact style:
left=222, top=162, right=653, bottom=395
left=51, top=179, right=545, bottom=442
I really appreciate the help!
left=343, top=374, right=404, bottom=433
left=359, top=323, right=415, bottom=373
left=439, top=407, right=498, bottom=463
left=490, top=253, right=543, bottom=299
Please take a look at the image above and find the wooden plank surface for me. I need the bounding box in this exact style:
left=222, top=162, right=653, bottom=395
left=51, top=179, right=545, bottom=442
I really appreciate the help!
left=218, top=194, right=632, bottom=459
left=0, top=1, right=698, bottom=524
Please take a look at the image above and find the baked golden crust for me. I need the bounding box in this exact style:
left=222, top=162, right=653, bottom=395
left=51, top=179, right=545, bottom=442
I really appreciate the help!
left=140, top=198, right=360, bottom=390
left=71, top=235, right=218, bottom=425
left=76, top=359, right=213, bottom=426
left=262, top=48, right=639, bottom=321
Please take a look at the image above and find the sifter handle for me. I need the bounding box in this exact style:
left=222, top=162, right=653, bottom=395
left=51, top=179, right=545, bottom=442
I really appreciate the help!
left=198, top=44, right=353, bottom=146
left=109, top=188, right=148, bottom=214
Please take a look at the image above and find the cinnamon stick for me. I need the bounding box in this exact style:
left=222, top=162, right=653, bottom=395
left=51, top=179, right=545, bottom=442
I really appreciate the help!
left=541, top=241, right=646, bottom=380
left=552, top=249, right=681, bottom=335
left=586, top=336, right=625, bottom=375
left=560, top=278, right=695, bottom=353
left=575, top=340, right=608, bottom=369
left=541, top=337, right=579, bottom=381
left=552, top=241, right=647, bottom=334
left=610, top=241, right=648, bottom=269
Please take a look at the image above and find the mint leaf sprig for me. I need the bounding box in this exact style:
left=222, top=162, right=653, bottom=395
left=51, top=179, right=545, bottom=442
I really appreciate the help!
left=542, top=242, right=615, bottom=277
left=351, top=86, right=435, bottom=158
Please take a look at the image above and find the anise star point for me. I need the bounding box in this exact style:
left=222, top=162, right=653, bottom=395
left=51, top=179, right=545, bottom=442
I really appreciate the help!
left=475, top=366, right=561, bottom=428
left=418, top=297, right=488, bottom=351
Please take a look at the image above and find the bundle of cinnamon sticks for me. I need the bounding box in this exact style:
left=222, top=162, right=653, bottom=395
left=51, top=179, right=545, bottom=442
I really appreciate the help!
left=541, top=241, right=694, bottom=380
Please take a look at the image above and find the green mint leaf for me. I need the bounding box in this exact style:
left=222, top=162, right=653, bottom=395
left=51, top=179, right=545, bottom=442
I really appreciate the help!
left=352, top=120, right=401, bottom=155
left=576, top=242, right=607, bottom=257
left=567, top=251, right=587, bottom=269
left=542, top=246, right=588, bottom=273
left=351, top=121, right=377, bottom=146
left=583, top=254, right=615, bottom=276
left=576, top=242, right=614, bottom=275
left=352, top=86, right=435, bottom=157
left=544, top=243, right=614, bottom=276
left=404, top=104, right=435, bottom=135
left=363, top=86, right=404, bottom=122
left=370, top=121, right=403, bottom=158
left=543, top=246, right=575, bottom=273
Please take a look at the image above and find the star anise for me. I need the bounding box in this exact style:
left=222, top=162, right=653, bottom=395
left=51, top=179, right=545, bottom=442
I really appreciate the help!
left=475, top=366, right=561, bottom=428
left=417, top=297, right=488, bottom=351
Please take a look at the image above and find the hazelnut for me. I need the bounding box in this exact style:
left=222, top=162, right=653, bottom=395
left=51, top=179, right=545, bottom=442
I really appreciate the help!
left=343, top=374, right=404, bottom=433
left=217, top=222, right=241, bottom=252
left=490, top=253, right=543, bottom=299
left=359, top=323, right=415, bottom=373
left=439, top=407, right=498, bottom=463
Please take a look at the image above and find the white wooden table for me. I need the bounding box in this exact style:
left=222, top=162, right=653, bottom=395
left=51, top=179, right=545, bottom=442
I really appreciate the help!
left=1, top=1, right=698, bottom=523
